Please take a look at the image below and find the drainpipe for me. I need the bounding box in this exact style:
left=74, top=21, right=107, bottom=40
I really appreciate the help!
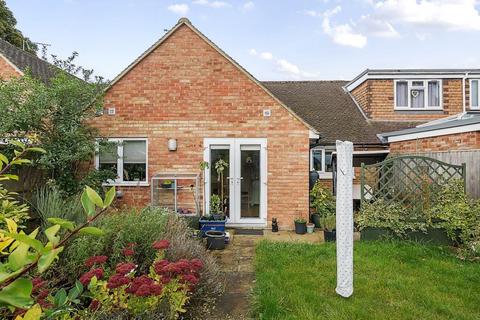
left=462, top=72, right=469, bottom=114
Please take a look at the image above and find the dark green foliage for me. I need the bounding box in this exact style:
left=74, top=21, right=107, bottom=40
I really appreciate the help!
left=0, top=0, right=37, bottom=54
left=0, top=54, right=112, bottom=196
left=254, top=241, right=480, bottom=320
left=309, top=180, right=335, bottom=216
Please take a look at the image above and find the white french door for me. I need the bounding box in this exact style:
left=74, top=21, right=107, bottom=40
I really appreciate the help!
left=203, top=138, right=267, bottom=226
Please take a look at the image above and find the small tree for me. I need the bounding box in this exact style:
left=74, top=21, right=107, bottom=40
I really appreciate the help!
left=0, top=52, right=115, bottom=195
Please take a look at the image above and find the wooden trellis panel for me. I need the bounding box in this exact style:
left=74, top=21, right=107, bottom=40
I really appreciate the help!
left=360, top=155, right=466, bottom=211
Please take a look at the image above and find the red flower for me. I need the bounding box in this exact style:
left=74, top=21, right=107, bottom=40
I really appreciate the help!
left=190, top=258, right=204, bottom=271
left=153, top=259, right=169, bottom=275
left=37, top=289, right=49, bottom=300
left=89, top=299, right=101, bottom=311
left=181, top=274, right=199, bottom=285
left=79, top=268, right=104, bottom=286
left=134, top=283, right=163, bottom=297
left=115, top=262, right=136, bottom=275
left=85, top=255, right=108, bottom=268
left=160, top=275, right=172, bottom=285
left=152, top=240, right=170, bottom=250
left=125, top=275, right=153, bottom=293
left=122, top=248, right=135, bottom=257
left=107, top=274, right=130, bottom=289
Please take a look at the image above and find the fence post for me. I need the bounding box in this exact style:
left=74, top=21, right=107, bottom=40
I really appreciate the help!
left=462, top=162, right=467, bottom=193
left=360, top=162, right=365, bottom=205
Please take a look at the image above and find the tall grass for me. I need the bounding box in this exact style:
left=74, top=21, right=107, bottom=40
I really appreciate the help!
left=31, top=186, right=86, bottom=230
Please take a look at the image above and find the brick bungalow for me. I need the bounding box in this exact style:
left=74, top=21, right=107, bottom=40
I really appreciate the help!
left=2, top=19, right=480, bottom=228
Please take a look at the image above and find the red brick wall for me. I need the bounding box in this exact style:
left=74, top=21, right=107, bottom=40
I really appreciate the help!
left=390, top=132, right=480, bottom=153
left=0, top=55, right=21, bottom=79
left=90, top=24, right=310, bottom=229
left=351, top=79, right=463, bottom=121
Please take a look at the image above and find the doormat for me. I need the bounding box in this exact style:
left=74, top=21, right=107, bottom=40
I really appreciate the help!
left=234, top=229, right=264, bottom=236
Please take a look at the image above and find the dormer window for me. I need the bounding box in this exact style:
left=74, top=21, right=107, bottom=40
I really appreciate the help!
left=395, top=80, right=442, bottom=110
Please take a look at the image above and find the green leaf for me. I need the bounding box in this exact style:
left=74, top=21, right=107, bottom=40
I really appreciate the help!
left=75, top=280, right=83, bottom=294
left=0, top=278, right=33, bottom=308
left=78, top=227, right=104, bottom=236
left=26, top=147, right=46, bottom=154
left=0, top=174, right=19, bottom=181
left=10, top=140, right=25, bottom=150
left=81, top=190, right=95, bottom=217
left=47, top=218, right=75, bottom=231
left=6, top=230, right=43, bottom=252
left=22, top=303, right=42, bottom=320
left=38, top=247, right=63, bottom=273
left=54, top=288, right=67, bottom=307
left=85, top=186, right=104, bottom=208
left=103, top=186, right=116, bottom=208
left=0, top=153, right=8, bottom=164
left=44, top=225, right=61, bottom=246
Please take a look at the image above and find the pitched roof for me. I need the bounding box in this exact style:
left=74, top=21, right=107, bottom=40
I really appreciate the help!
left=0, top=38, right=55, bottom=83
left=105, top=18, right=317, bottom=134
left=263, top=80, right=417, bottom=145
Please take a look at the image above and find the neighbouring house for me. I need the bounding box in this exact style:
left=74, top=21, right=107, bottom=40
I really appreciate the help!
left=2, top=18, right=480, bottom=228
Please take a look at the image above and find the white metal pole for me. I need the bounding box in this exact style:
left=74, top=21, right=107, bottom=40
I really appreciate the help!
left=335, top=140, right=354, bottom=298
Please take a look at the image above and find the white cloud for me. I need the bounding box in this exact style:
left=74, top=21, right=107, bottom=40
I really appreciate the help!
left=372, top=0, right=480, bottom=31
left=321, top=6, right=368, bottom=48
left=243, top=1, right=254, bottom=10
left=260, top=52, right=273, bottom=60
left=168, top=3, right=189, bottom=15
left=249, top=49, right=316, bottom=78
left=193, top=0, right=231, bottom=8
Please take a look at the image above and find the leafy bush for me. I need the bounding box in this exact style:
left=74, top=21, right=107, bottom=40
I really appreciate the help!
left=320, top=214, right=336, bottom=231
left=358, top=180, right=480, bottom=258
left=357, top=199, right=428, bottom=237
left=310, top=181, right=335, bottom=216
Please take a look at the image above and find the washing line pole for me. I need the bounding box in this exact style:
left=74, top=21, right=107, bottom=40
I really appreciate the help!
left=335, top=140, right=354, bottom=298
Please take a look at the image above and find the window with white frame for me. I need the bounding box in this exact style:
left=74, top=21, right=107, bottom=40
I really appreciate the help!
left=96, top=138, right=148, bottom=184
left=470, top=79, right=480, bottom=109
left=395, top=80, right=442, bottom=109
left=311, top=148, right=333, bottom=173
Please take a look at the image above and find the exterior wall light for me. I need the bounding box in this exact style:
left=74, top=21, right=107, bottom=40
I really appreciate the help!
left=168, top=138, right=177, bottom=151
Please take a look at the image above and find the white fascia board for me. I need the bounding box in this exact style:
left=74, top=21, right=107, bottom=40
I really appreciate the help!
left=309, top=130, right=320, bottom=139
left=346, top=73, right=468, bottom=92
left=387, top=123, right=480, bottom=143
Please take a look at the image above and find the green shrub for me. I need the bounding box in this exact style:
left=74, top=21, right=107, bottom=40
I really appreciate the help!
left=310, top=180, right=335, bottom=216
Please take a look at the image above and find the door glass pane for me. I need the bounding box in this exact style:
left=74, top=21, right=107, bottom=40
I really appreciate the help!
left=210, top=147, right=230, bottom=218
left=240, top=146, right=261, bottom=219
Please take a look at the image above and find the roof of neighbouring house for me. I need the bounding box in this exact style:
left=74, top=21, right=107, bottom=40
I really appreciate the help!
left=380, top=111, right=480, bottom=142
left=0, top=38, right=56, bottom=83
left=263, top=80, right=418, bottom=145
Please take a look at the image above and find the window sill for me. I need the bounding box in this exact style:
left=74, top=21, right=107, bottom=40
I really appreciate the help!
left=394, top=107, right=443, bottom=111
left=102, top=182, right=150, bottom=187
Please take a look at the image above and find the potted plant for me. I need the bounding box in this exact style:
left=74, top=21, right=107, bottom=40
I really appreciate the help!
left=199, top=194, right=227, bottom=237
left=310, top=181, right=335, bottom=228
left=161, top=179, right=173, bottom=188
left=321, top=214, right=336, bottom=241
left=306, top=222, right=315, bottom=234
left=205, top=230, right=226, bottom=250
left=294, top=217, right=307, bottom=234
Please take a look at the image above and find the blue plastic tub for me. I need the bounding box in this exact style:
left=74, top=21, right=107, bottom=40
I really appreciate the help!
left=199, top=217, right=227, bottom=237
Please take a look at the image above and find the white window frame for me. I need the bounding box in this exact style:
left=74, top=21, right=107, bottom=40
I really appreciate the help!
left=469, top=79, right=480, bottom=110
left=310, top=147, right=333, bottom=179
left=394, top=79, right=443, bottom=110
left=95, top=137, right=149, bottom=186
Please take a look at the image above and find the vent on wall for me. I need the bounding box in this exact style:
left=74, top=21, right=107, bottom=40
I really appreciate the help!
left=107, top=107, right=116, bottom=115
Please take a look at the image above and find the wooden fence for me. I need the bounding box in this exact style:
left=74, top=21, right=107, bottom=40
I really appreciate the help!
left=407, top=150, right=480, bottom=199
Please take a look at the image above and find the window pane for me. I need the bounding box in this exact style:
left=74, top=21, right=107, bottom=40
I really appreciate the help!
left=472, top=80, right=479, bottom=107
left=396, top=81, right=408, bottom=107
left=99, top=143, right=117, bottom=175
left=312, top=149, right=323, bottom=171
left=123, top=140, right=146, bottom=181
left=411, top=89, right=425, bottom=108
left=428, top=81, right=440, bottom=107
left=325, top=151, right=333, bottom=172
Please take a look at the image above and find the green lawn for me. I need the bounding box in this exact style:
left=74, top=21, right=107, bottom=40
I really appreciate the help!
left=253, top=240, right=480, bottom=320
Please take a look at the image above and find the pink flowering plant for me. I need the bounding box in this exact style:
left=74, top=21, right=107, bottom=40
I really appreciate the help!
left=80, top=239, right=204, bottom=318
